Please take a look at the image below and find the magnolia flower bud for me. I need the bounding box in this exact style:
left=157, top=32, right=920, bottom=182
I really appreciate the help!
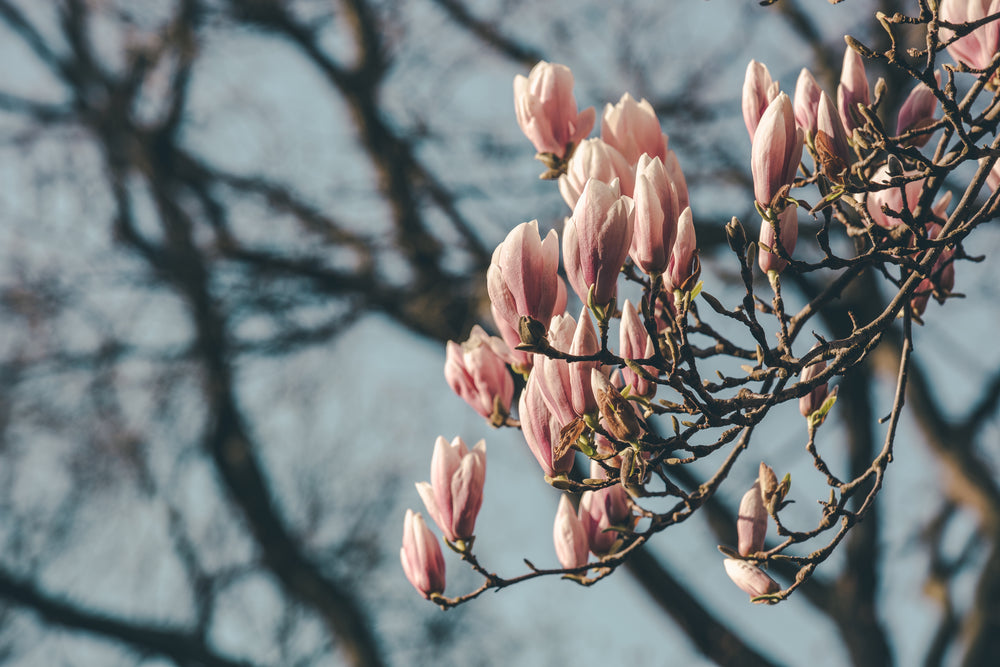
left=725, top=216, right=747, bottom=255
left=591, top=368, right=642, bottom=443
left=578, top=490, right=616, bottom=557
left=759, top=462, right=791, bottom=514
left=985, top=158, right=1000, bottom=193
left=400, top=510, right=446, bottom=599
left=630, top=155, right=681, bottom=276
left=567, top=309, right=602, bottom=415
left=742, top=60, right=780, bottom=140
left=758, top=206, right=798, bottom=275
left=513, top=61, right=596, bottom=159
left=751, top=93, right=803, bottom=210
left=759, top=462, right=778, bottom=502
left=554, top=495, right=589, bottom=569
left=445, top=326, right=514, bottom=425
left=663, top=149, right=690, bottom=213
left=939, top=0, right=1000, bottom=73
left=666, top=207, right=700, bottom=292
left=896, top=72, right=940, bottom=148
left=415, top=436, right=486, bottom=543
left=558, top=138, right=635, bottom=210
left=799, top=346, right=829, bottom=418
left=520, top=372, right=575, bottom=477
left=534, top=309, right=602, bottom=425
left=737, top=481, right=768, bottom=556
left=723, top=558, right=780, bottom=598
left=487, top=221, right=561, bottom=339
left=533, top=312, right=582, bottom=426
left=601, top=92, right=668, bottom=164
left=865, top=166, right=924, bottom=229
left=816, top=90, right=851, bottom=181
left=579, top=464, right=632, bottom=557
left=793, top=68, right=822, bottom=136
left=590, top=460, right=631, bottom=520
left=837, top=45, right=871, bottom=134
left=619, top=299, right=657, bottom=398
left=563, top=179, right=635, bottom=308
left=911, top=222, right=957, bottom=316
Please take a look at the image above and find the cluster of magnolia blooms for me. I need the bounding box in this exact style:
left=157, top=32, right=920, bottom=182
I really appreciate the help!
left=401, top=0, right=1000, bottom=603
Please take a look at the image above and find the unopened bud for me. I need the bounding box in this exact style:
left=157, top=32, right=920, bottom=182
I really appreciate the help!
left=726, top=216, right=748, bottom=255
left=517, top=316, right=548, bottom=349
left=800, top=346, right=829, bottom=418
left=874, top=77, right=887, bottom=104
left=618, top=447, right=636, bottom=492
left=776, top=474, right=791, bottom=503
left=401, top=510, right=446, bottom=599
left=759, top=462, right=778, bottom=504
left=553, top=495, right=589, bottom=569
left=723, top=558, right=781, bottom=599
left=767, top=473, right=792, bottom=515
left=886, top=155, right=904, bottom=177
left=737, top=481, right=768, bottom=556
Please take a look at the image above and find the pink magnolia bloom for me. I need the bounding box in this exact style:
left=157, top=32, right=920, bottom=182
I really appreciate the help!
left=578, top=489, right=617, bottom=556
left=563, top=178, right=635, bottom=307
left=793, top=68, right=822, bottom=136
left=445, top=326, right=514, bottom=423
left=985, top=157, right=1000, bottom=192
left=554, top=495, right=589, bottom=569
left=865, top=166, right=925, bottom=229
left=489, top=270, right=566, bottom=374
left=752, top=93, right=803, bottom=209
left=533, top=312, right=581, bottom=426
left=663, top=149, right=691, bottom=213
left=619, top=299, right=657, bottom=399
left=519, top=372, right=575, bottom=477
left=601, top=92, right=668, bottom=164
left=533, top=311, right=603, bottom=426
left=723, top=558, right=781, bottom=598
left=579, top=461, right=631, bottom=556
left=566, top=308, right=602, bottom=417
left=743, top=60, right=780, bottom=140
left=912, top=222, right=957, bottom=316
left=652, top=296, right=677, bottom=333
left=400, top=510, right=446, bottom=599
left=514, top=61, right=596, bottom=158
left=837, top=46, right=871, bottom=134
left=630, top=154, right=682, bottom=276
left=666, top=207, right=700, bottom=292
left=896, top=72, right=940, bottom=147
left=487, top=220, right=561, bottom=335
left=589, top=460, right=630, bottom=518
left=737, top=481, right=768, bottom=556
left=940, top=0, right=1000, bottom=72
left=490, top=302, right=534, bottom=372
left=799, top=346, right=829, bottom=417
left=415, top=436, right=486, bottom=543
left=758, top=206, right=798, bottom=275
left=558, top=138, right=635, bottom=210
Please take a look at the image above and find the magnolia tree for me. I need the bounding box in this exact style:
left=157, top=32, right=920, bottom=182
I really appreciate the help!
left=402, top=0, right=999, bottom=609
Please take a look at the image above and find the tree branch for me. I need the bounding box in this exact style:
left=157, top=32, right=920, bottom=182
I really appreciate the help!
left=0, top=569, right=250, bottom=667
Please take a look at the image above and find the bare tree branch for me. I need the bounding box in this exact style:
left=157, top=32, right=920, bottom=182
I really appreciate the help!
left=0, top=569, right=251, bottom=667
